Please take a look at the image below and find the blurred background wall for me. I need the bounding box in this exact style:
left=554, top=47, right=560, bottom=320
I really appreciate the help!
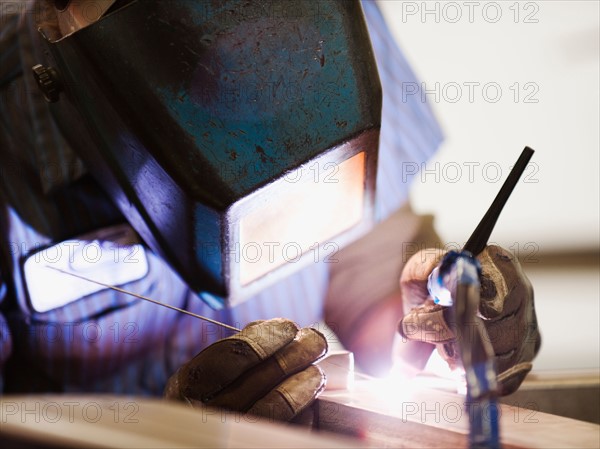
left=378, top=0, right=599, bottom=371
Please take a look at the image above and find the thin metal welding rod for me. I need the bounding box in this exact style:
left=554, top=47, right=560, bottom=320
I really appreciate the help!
left=45, top=265, right=241, bottom=332
left=463, top=146, right=534, bottom=256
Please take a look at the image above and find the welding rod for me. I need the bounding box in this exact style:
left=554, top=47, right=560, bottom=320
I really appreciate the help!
left=463, top=146, right=535, bottom=256
left=45, top=265, right=242, bottom=332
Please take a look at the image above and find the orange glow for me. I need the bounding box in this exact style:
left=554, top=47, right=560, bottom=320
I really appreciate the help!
left=239, top=152, right=365, bottom=286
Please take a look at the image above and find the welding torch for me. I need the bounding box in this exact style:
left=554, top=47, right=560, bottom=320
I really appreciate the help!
left=426, top=147, right=535, bottom=449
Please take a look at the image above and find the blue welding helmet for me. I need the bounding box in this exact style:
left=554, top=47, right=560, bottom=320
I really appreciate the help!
left=32, top=0, right=382, bottom=308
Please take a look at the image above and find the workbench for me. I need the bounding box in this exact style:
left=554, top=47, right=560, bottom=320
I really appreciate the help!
left=1, top=371, right=598, bottom=448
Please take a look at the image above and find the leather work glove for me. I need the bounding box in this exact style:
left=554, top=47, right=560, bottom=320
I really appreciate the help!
left=164, top=318, right=328, bottom=422
left=398, top=245, right=541, bottom=396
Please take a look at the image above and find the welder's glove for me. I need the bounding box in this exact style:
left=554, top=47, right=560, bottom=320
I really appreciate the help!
left=164, top=318, right=328, bottom=422
left=398, top=245, right=541, bottom=396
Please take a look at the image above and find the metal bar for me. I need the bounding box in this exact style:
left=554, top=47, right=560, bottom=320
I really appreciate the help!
left=463, top=147, right=534, bottom=255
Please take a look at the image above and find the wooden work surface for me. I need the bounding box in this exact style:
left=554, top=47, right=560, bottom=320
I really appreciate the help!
left=317, top=377, right=600, bottom=449
left=0, top=395, right=362, bottom=448
left=1, top=374, right=598, bottom=448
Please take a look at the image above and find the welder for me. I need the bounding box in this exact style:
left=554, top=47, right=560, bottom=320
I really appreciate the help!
left=0, top=0, right=540, bottom=422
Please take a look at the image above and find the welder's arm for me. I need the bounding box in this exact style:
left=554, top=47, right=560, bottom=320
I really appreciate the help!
left=324, top=204, right=443, bottom=376
left=398, top=245, right=541, bottom=395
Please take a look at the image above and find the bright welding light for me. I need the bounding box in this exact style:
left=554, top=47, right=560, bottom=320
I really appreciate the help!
left=425, top=350, right=467, bottom=395
left=353, top=353, right=468, bottom=415
left=363, top=360, right=424, bottom=410
left=365, top=364, right=467, bottom=414
left=365, top=376, right=418, bottom=409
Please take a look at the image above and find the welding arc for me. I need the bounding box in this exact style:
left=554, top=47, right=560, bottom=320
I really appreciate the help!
left=45, top=265, right=241, bottom=332
left=463, top=146, right=534, bottom=256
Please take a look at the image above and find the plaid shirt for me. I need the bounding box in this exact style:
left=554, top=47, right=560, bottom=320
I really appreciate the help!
left=0, top=1, right=442, bottom=395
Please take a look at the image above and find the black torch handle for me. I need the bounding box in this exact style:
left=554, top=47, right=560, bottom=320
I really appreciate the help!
left=463, top=147, right=534, bottom=256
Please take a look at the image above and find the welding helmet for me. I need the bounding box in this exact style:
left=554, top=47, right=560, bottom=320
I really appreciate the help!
left=32, top=0, right=382, bottom=308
